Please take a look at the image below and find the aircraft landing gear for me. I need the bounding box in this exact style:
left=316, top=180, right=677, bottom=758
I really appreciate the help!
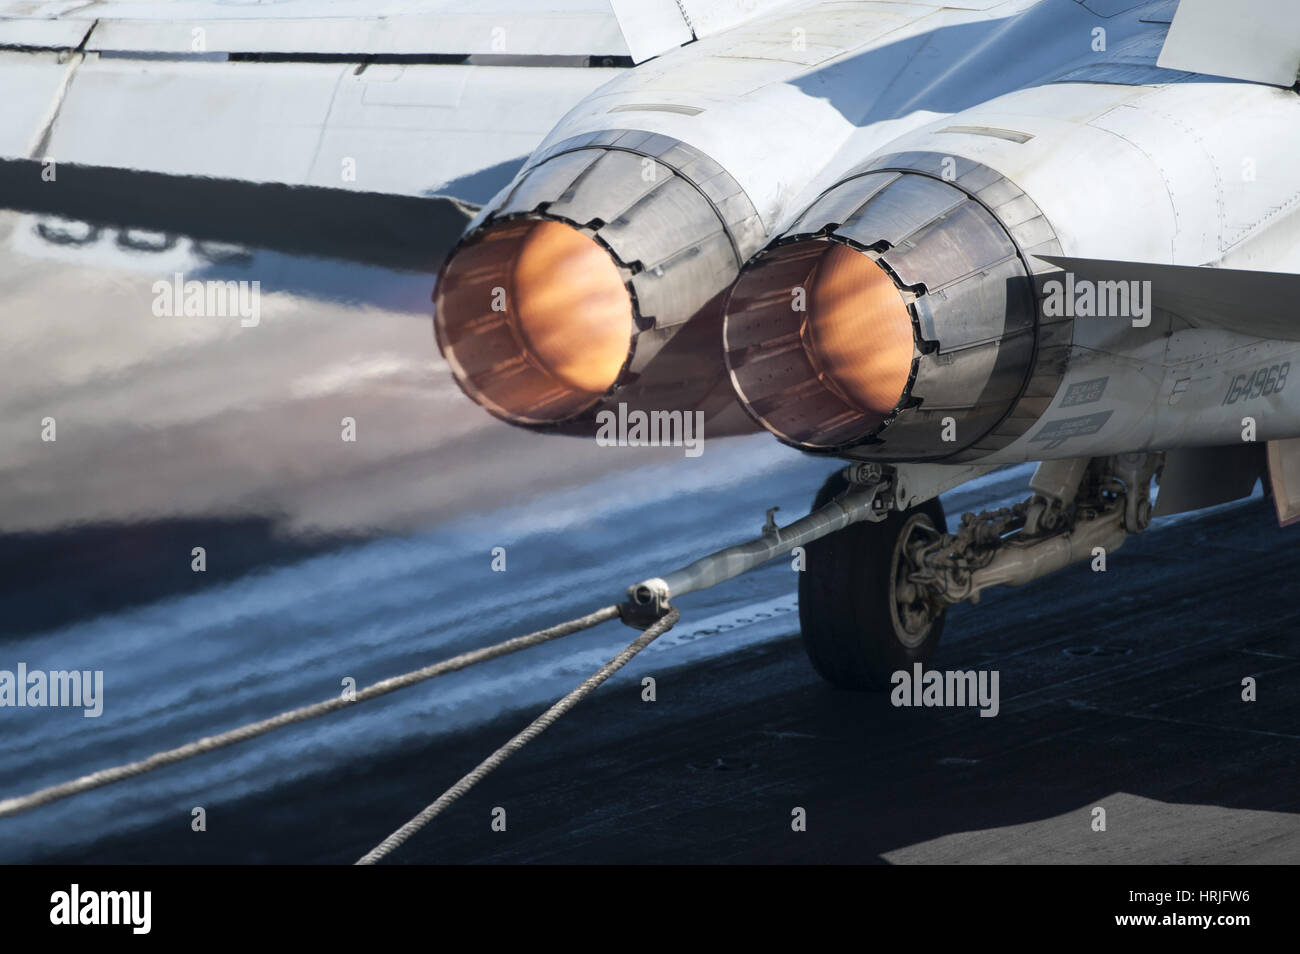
left=798, top=470, right=948, bottom=690
left=796, top=454, right=1163, bottom=689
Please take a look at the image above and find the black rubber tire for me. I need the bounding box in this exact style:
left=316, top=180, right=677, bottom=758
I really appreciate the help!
left=798, top=470, right=947, bottom=690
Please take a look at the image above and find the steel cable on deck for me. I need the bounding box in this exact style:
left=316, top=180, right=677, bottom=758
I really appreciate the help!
left=355, top=607, right=680, bottom=864
left=0, top=605, right=623, bottom=819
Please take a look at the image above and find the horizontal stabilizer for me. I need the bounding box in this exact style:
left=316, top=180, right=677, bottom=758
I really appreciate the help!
left=1035, top=255, right=1300, bottom=341
left=0, top=158, right=474, bottom=273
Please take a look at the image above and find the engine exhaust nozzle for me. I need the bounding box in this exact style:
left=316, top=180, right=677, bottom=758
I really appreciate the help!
left=435, top=130, right=764, bottom=432
left=435, top=219, right=634, bottom=425
left=724, top=240, right=915, bottom=448
left=726, top=164, right=1062, bottom=461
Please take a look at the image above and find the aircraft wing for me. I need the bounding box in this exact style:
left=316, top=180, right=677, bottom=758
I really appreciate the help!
left=0, top=0, right=793, bottom=268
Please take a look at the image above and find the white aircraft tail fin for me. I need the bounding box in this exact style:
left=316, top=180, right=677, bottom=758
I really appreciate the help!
left=1158, top=0, right=1300, bottom=86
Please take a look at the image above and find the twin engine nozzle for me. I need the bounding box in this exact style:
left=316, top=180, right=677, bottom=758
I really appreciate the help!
left=435, top=144, right=1065, bottom=461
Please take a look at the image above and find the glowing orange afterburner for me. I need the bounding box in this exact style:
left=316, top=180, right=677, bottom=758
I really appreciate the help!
left=723, top=239, right=915, bottom=449
left=435, top=219, right=634, bottom=424
left=802, top=243, right=913, bottom=420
